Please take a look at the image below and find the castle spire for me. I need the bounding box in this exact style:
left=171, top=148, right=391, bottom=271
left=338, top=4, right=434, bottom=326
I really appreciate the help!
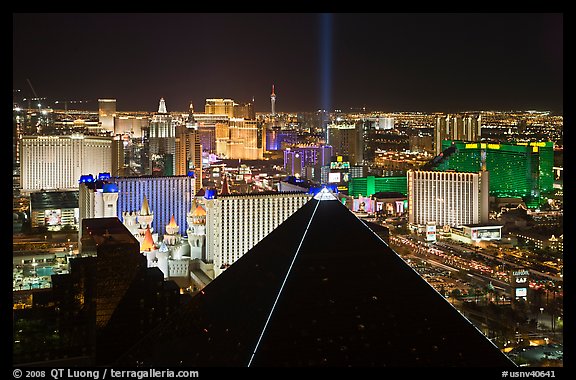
left=140, top=196, right=152, bottom=216
left=141, top=227, right=155, bottom=252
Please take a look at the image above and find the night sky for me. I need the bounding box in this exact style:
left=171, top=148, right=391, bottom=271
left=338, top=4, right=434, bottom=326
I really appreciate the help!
left=13, top=13, right=563, bottom=114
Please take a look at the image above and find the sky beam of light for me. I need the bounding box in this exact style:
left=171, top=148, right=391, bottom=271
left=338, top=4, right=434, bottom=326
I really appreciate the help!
left=320, top=13, right=333, bottom=113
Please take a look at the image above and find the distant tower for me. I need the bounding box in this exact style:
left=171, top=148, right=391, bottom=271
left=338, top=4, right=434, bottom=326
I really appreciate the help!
left=98, top=99, right=116, bottom=133
left=270, top=85, right=276, bottom=116
left=186, top=102, right=196, bottom=125
left=158, top=97, right=167, bottom=114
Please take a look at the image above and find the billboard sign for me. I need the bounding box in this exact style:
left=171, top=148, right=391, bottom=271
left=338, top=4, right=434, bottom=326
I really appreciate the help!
left=426, top=223, right=436, bottom=242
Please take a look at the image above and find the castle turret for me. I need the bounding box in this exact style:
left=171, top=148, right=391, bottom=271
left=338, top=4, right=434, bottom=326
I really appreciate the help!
left=187, top=204, right=206, bottom=260
left=137, top=196, right=154, bottom=229
left=163, top=214, right=181, bottom=247
left=156, top=242, right=169, bottom=279
left=122, top=210, right=139, bottom=236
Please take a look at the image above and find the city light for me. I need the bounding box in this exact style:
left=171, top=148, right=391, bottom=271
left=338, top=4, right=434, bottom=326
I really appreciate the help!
left=12, top=12, right=562, bottom=368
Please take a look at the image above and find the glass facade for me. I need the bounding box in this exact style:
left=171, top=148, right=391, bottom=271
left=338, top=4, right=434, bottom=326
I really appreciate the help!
left=348, top=176, right=407, bottom=197
left=435, top=141, right=554, bottom=207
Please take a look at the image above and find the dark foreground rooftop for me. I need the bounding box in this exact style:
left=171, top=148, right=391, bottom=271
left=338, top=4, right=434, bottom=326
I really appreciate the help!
left=119, top=192, right=514, bottom=367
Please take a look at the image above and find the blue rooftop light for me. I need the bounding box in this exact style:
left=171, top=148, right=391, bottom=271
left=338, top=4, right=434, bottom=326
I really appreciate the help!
left=204, top=188, right=216, bottom=199
left=79, top=174, right=94, bottom=183
left=103, top=183, right=119, bottom=193
left=98, top=172, right=111, bottom=180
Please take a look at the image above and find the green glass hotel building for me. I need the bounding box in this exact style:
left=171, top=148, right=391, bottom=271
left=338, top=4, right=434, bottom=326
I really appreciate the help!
left=348, top=175, right=407, bottom=198
left=435, top=140, right=554, bottom=207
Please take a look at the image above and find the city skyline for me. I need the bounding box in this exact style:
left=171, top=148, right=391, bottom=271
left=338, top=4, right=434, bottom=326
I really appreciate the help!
left=13, top=13, right=562, bottom=114
left=12, top=12, right=564, bottom=369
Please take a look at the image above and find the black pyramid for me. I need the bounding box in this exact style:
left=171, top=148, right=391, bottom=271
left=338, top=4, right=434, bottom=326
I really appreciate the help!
left=119, top=190, right=514, bottom=367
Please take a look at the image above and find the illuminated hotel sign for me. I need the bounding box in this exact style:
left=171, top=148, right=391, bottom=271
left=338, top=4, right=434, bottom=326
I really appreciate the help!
left=510, top=269, right=529, bottom=301
left=330, top=161, right=350, bottom=169
left=426, top=222, right=436, bottom=242
left=328, top=172, right=341, bottom=183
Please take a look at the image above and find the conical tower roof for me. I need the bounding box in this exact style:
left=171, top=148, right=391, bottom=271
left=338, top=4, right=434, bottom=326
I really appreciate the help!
left=192, top=205, right=206, bottom=217
left=158, top=241, right=169, bottom=253
left=140, top=196, right=152, bottom=216
left=140, top=227, right=155, bottom=252
left=189, top=199, right=198, bottom=215
left=167, top=215, right=178, bottom=228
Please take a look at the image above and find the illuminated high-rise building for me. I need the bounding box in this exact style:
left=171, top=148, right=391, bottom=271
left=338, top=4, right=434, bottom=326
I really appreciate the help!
left=435, top=140, right=553, bottom=207
left=204, top=98, right=264, bottom=159
left=215, top=118, right=264, bottom=159
left=348, top=175, right=408, bottom=198
left=149, top=98, right=175, bottom=175
left=194, top=114, right=229, bottom=154
left=175, top=103, right=203, bottom=190
left=111, top=136, right=125, bottom=176
left=204, top=191, right=312, bottom=277
left=327, top=123, right=363, bottom=165
left=284, top=145, right=332, bottom=181
left=373, top=116, right=394, bottom=130
left=205, top=99, right=235, bottom=118
left=233, top=100, right=255, bottom=120
left=270, top=85, right=276, bottom=116
left=20, top=134, right=113, bottom=193
left=408, top=169, right=489, bottom=227
left=434, top=114, right=481, bottom=155
left=266, top=127, right=298, bottom=151
left=98, top=99, right=116, bottom=133
left=113, top=115, right=148, bottom=138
